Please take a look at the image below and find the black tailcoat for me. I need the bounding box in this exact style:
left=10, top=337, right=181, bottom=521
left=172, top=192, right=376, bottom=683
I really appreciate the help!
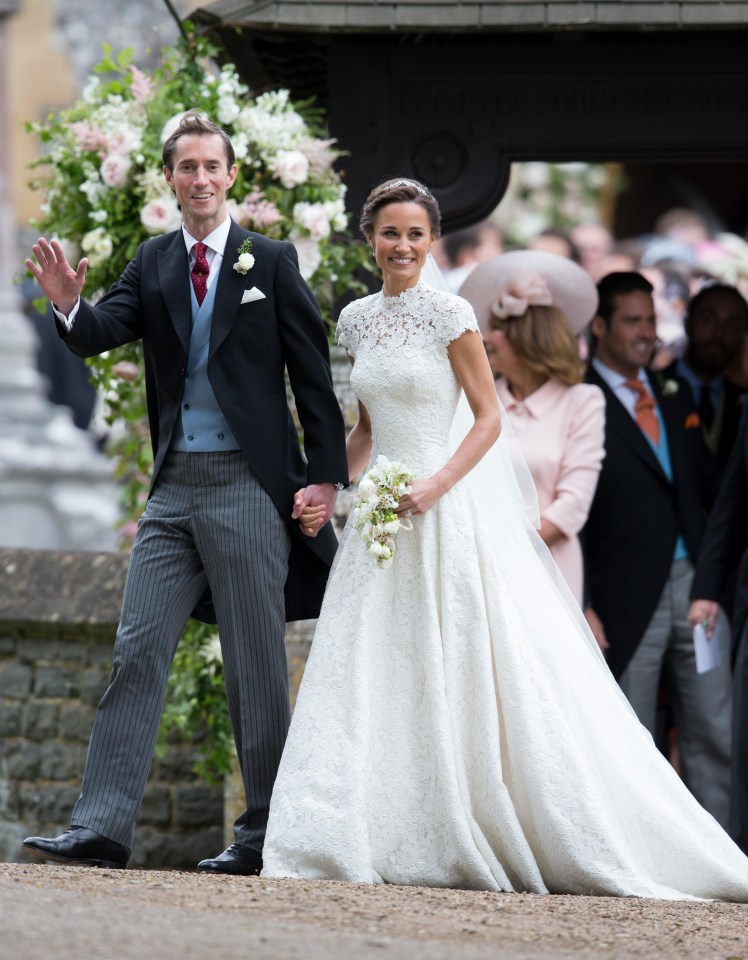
left=583, top=367, right=713, bottom=678
left=58, top=222, right=349, bottom=621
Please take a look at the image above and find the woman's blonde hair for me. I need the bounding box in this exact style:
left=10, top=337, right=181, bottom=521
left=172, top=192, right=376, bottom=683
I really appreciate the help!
left=493, top=304, right=584, bottom=385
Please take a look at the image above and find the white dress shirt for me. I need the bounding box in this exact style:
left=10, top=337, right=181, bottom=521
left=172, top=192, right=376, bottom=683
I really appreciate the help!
left=54, top=215, right=232, bottom=330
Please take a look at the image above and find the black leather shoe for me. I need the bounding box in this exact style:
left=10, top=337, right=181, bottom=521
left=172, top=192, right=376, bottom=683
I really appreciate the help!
left=22, top=826, right=130, bottom=868
left=197, top=843, right=262, bottom=876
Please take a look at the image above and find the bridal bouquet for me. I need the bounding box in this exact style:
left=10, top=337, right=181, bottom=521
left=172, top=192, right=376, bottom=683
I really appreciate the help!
left=353, top=456, right=416, bottom=569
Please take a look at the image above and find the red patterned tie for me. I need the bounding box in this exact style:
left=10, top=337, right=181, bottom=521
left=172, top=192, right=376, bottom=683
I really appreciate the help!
left=624, top=378, right=660, bottom=445
left=191, top=242, right=209, bottom=305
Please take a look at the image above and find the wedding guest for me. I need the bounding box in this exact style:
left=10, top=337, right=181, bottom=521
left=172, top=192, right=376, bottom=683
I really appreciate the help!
left=527, top=227, right=581, bottom=263
left=669, top=283, right=748, bottom=474
left=642, top=264, right=690, bottom=370
left=690, top=404, right=748, bottom=854
left=571, top=222, right=614, bottom=281
left=459, top=250, right=603, bottom=606
left=438, top=221, right=504, bottom=294
left=583, top=271, right=731, bottom=827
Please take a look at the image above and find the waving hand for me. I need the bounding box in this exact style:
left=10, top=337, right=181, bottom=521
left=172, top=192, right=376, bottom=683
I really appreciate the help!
left=26, top=238, right=88, bottom=316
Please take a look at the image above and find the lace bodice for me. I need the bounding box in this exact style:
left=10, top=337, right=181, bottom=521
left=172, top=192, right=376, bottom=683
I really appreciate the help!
left=337, top=281, right=479, bottom=474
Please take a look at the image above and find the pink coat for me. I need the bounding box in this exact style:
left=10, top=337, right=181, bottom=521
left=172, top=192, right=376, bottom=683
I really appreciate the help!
left=496, top=377, right=606, bottom=604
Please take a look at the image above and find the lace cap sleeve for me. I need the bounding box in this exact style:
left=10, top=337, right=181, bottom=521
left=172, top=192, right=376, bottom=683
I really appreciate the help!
left=440, top=293, right=481, bottom=346
left=336, top=302, right=359, bottom=357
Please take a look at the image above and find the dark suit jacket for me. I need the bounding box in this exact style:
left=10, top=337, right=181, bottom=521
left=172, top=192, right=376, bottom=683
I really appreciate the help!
left=583, top=366, right=713, bottom=678
left=691, top=403, right=748, bottom=656
left=662, top=361, right=746, bottom=476
left=58, top=221, right=349, bottom=621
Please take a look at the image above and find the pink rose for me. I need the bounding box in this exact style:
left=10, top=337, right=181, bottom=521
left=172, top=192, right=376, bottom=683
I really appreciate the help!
left=101, top=153, right=131, bottom=188
left=140, top=197, right=181, bottom=235
left=293, top=202, right=330, bottom=241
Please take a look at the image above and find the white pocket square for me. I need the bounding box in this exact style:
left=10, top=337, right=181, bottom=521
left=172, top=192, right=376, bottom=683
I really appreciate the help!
left=241, top=286, right=266, bottom=305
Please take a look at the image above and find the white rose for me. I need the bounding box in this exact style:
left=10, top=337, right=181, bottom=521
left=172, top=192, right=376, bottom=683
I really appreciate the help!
left=357, top=477, right=377, bottom=499
left=140, top=196, right=182, bottom=235
left=90, top=209, right=108, bottom=223
left=369, top=541, right=384, bottom=558
left=234, top=252, right=255, bottom=274
left=293, top=201, right=330, bottom=241
left=81, top=228, right=113, bottom=267
left=100, top=152, right=131, bottom=188
left=272, top=150, right=309, bottom=188
left=289, top=233, right=321, bottom=280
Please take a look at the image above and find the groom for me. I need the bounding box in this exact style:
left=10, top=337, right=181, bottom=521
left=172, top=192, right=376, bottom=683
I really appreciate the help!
left=22, top=111, right=348, bottom=874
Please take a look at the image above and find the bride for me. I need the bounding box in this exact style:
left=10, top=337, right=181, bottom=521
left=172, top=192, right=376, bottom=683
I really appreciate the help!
left=262, top=177, right=748, bottom=900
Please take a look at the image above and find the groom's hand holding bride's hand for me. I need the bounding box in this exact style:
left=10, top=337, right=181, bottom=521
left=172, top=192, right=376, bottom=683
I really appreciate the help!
left=293, top=483, right=337, bottom=537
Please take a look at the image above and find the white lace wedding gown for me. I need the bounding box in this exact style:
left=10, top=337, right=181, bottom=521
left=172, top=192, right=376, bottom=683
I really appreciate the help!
left=262, top=280, right=748, bottom=900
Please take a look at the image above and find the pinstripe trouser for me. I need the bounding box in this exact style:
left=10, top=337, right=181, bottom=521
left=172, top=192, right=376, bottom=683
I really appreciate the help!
left=71, top=450, right=292, bottom=851
left=619, top=558, right=732, bottom=829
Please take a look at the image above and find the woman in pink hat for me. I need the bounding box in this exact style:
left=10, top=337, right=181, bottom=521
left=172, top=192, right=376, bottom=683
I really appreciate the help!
left=459, top=250, right=605, bottom=610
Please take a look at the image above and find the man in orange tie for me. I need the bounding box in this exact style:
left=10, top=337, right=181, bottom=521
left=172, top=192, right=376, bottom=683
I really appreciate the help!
left=582, top=272, right=731, bottom=828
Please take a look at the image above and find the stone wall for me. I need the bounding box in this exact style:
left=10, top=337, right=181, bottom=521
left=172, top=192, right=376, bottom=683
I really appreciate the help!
left=0, top=549, right=232, bottom=868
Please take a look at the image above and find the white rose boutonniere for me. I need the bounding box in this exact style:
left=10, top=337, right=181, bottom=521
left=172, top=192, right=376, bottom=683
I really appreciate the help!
left=661, top=379, right=679, bottom=397
left=233, top=237, right=255, bottom=275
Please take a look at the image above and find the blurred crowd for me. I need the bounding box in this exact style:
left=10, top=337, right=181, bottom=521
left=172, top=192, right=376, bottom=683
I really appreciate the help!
left=450, top=210, right=748, bottom=857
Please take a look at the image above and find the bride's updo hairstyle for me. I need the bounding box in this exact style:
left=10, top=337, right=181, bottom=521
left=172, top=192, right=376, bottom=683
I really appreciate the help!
left=359, top=178, right=441, bottom=241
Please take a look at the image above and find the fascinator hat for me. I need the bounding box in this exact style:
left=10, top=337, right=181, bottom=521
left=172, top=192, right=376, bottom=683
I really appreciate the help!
left=458, top=250, right=598, bottom=335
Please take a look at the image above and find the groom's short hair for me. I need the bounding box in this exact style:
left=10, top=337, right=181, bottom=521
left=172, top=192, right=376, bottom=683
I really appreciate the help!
left=162, top=110, right=236, bottom=172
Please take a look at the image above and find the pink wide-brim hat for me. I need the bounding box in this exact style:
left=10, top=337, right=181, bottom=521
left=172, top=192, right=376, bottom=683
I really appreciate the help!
left=458, top=250, right=598, bottom=336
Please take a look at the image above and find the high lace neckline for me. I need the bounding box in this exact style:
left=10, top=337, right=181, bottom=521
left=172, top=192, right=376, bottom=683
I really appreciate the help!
left=379, top=280, right=426, bottom=306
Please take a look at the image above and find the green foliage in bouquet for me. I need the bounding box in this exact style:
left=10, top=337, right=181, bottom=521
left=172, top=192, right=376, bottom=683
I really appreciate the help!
left=26, top=25, right=371, bottom=783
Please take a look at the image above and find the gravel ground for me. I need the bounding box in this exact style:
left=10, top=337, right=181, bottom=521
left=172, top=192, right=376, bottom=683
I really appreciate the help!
left=1, top=861, right=747, bottom=960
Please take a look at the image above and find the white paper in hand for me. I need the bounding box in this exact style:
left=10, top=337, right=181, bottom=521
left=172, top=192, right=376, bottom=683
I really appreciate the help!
left=693, top=622, right=721, bottom=674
